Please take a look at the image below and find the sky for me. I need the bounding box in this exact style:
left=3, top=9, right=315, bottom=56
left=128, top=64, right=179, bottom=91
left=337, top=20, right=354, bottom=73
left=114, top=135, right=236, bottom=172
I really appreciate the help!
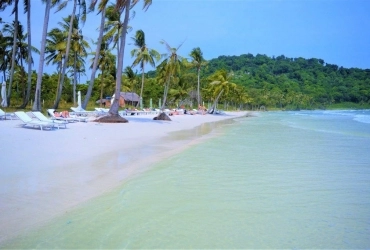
left=1, top=0, right=370, bottom=82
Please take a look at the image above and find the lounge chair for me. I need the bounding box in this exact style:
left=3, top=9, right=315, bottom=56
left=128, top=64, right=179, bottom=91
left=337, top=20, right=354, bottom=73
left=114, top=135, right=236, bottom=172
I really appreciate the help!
left=0, top=108, right=15, bottom=120
left=94, top=107, right=109, bottom=116
left=70, top=107, right=95, bottom=116
left=119, top=110, right=127, bottom=117
left=14, top=111, right=54, bottom=131
left=48, top=109, right=88, bottom=122
left=32, top=111, right=67, bottom=129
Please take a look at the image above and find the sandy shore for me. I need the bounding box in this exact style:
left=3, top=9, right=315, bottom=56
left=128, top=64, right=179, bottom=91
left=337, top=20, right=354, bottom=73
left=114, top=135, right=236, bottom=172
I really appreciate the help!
left=0, top=111, right=247, bottom=244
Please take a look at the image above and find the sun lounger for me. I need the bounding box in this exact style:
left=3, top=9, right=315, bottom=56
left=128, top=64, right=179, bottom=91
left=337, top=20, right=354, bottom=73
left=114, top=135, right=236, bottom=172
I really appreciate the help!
left=70, top=107, right=96, bottom=116
left=32, top=111, right=67, bottom=129
left=47, top=109, right=88, bottom=122
left=94, top=107, right=110, bottom=116
left=119, top=110, right=127, bottom=117
left=0, top=108, right=15, bottom=120
left=15, top=111, right=54, bottom=131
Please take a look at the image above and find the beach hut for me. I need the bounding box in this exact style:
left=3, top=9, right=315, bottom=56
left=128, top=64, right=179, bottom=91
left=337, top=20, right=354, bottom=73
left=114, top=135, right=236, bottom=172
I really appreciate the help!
left=105, top=92, right=140, bottom=108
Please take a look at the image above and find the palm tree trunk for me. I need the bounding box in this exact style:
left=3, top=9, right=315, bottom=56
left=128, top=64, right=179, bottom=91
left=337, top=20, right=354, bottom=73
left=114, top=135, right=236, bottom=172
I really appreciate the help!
left=197, top=67, right=200, bottom=105
left=208, top=89, right=224, bottom=114
left=19, top=0, right=32, bottom=108
left=99, top=68, right=105, bottom=107
left=109, top=0, right=130, bottom=116
left=53, top=0, right=77, bottom=109
left=161, top=76, right=171, bottom=110
left=73, top=52, right=77, bottom=106
left=33, top=0, right=51, bottom=111
left=82, top=6, right=106, bottom=109
left=7, top=0, right=19, bottom=106
left=139, top=63, right=145, bottom=109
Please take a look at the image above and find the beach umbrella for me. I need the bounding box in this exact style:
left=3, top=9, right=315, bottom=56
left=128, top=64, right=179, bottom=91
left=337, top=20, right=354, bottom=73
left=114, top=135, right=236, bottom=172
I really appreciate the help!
left=111, top=94, right=115, bottom=105
left=77, top=91, right=82, bottom=108
left=1, top=82, right=7, bottom=108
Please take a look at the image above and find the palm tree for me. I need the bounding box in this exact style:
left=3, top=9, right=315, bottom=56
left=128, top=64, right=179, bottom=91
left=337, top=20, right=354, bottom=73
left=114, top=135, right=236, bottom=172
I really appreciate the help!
left=103, top=4, right=124, bottom=56
left=123, top=66, right=139, bottom=106
left=82, top=0, right=109, bottom=109
left=52, top=0, right=86, bottom=109
left=2, top=21, right=38, bottom=102
left=206, top=69, right=237, bottom=113
left=130, top=29, right=160, bottom=109
left=189, top=47, right=207, bottom=106
left=0, top=22, right=13, bottom=87
left=158, top=39, right=184, bottom=111
left=168, top=72, right=193, bottom=107
left=68, top=16, right=90, bottom=106
left=1, top=0, right=19, bottom=106
left=233, top=85, right=250, bottom=110
left=90, top=42, right=116, bottom=107
left=33, top=0, right=54, bottom=111
left=19, top=0, right=33, bottom=108
left=106, top=0, right=152, bottom=120
left=45, top=28, right=65, bottom=86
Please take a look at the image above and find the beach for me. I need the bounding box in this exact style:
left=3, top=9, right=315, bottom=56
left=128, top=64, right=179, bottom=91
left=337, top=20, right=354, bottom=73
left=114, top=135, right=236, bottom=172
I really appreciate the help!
left=1, top=110, right=369, bottom=248
left=0, top=111, right=247, bottom=244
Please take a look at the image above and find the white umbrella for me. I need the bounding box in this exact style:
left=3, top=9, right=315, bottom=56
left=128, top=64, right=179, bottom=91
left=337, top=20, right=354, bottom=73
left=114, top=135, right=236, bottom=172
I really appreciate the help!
left=111, top=94, right=115, bottom=105
left=77, top=91, right=82, bottom=109
left=1, top=82, right=7, bottom=108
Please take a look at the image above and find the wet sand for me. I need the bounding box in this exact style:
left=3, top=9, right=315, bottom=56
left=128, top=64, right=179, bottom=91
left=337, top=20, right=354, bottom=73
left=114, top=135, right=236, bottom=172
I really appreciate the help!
left=0, top=111, right=246, bottom=244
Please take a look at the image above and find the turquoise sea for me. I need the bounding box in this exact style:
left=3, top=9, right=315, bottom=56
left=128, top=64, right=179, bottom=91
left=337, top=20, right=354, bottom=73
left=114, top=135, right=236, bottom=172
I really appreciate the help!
left=3, top=110, right=370, bottom=249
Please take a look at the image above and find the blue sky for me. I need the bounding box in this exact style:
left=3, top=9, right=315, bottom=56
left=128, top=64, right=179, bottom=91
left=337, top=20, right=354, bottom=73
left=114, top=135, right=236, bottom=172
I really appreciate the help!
left=1, top=0, right=370, bottom=82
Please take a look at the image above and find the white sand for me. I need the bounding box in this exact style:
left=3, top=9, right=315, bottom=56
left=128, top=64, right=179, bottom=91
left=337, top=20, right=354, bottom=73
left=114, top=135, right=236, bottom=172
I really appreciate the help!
left=0, top=111, right=247, bottom=243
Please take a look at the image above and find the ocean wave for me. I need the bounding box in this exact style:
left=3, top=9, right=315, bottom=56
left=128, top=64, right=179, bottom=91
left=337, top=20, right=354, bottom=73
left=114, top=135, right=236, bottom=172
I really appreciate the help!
left=354, top=114, right=370, bottom=124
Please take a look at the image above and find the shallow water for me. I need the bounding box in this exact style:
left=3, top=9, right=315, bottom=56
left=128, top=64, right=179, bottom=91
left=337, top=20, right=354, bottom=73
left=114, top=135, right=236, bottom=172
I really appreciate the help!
left=3, top=110, right=370, bottom=249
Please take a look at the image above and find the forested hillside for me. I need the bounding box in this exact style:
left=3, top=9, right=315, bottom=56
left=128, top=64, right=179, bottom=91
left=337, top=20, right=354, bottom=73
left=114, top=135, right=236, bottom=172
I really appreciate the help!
left=201, top=54, right=370, bottom=109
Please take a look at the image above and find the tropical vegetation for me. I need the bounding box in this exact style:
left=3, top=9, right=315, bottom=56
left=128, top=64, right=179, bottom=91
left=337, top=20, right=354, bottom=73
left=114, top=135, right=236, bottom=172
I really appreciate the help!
left=1, top=1, right=370, bottom=116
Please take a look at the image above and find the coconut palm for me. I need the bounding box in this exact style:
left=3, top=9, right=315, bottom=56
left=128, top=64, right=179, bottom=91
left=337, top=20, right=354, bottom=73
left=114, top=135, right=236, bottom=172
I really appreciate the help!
left=106, top=0, right=152, bottom=120
left=0, top=0, right=19, bottom=105
left=45, top=28, right=65, bottom=83
left=82, top=0, right=109, bottom=109
left=168, top=73, right=193, bottom=107
left=206, top=69, right=237, bottom=113
left=2, top=21, right=38, bottom=101
left=19, top=0, right=33, bottom=108
left=33, top=0, right=55, bottom=111
left=52, top=0, right=86, bottom=109
left=0, top=24, right=12, bottom=85
left=90, top=42, right=116, bottom=107
left=233, top=85, right=250, bottom=110
left=123, top=66, right=139, bottom=106
left=3, top=21, right=38, bottom=104
left=124, top=66, right=138, bottom=91
left=189, top=47, right=207, bottom=106
left=158, top=39, right=185, bottom=111
left=103, top=4, right=122, bottom=56
left=68, top=16, right=90, bottom=106
left=130, top=29, right=160, bottom=109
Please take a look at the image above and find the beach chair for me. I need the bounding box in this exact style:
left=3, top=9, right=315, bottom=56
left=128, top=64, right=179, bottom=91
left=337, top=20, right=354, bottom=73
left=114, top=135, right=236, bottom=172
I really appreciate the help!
left=94, top=107, right=110, bottom=116
left=14, top=111, right=54, bottom=131
left=48, top=109, right=88, bottom=122
left=32, top=111, right=67, bottom=129
left=70, top=107, right=96, bottom=117
left=119, top=110, right=127, bottom=117
left=0, top=108, right=15, bottom=120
